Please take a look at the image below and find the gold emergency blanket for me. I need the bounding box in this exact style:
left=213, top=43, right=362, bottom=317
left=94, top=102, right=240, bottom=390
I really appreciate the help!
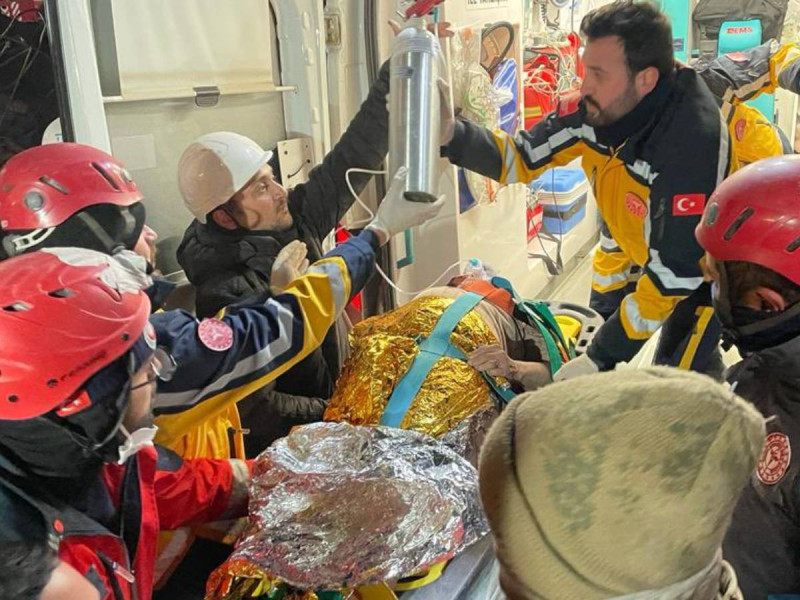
left=324, top=296, right=501, bottom=438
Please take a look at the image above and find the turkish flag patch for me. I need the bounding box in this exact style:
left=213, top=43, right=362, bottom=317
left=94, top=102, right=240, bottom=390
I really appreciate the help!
left=672, top=194, right=706, bottom=216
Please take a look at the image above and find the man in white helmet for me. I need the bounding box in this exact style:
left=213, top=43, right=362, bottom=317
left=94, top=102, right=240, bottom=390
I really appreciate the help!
left=176, top=63, right=391, bottom=451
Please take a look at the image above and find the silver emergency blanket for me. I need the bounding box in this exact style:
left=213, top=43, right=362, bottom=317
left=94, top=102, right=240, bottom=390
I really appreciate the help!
left=235, top=422, right=489, bottom=590
left=441, top=404, right=501, bottom=468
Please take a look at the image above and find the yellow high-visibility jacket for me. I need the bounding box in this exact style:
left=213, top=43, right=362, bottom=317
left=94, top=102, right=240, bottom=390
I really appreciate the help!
left=149, top=231, right=376, bottom=583
left=444, top=67, right=735, bottom=368
left=150, top=233, right=377, bottom=459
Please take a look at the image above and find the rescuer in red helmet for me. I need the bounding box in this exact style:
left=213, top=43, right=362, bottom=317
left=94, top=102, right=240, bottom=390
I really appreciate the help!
left=696, top=154, right=800, bottom=599
left=0, top=248, right=253, bottom=600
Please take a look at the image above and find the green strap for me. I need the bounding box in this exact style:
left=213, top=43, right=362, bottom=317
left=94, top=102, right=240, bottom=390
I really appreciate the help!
left=490, top=276, right=574, bottom=375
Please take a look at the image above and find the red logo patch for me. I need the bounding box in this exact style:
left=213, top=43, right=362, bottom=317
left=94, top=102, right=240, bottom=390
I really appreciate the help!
left=725, top=27, right=753, bottom=35
left=672, top=194, right=706, bottom=216
left=143, top=321, right=157, bottom=350
left=725, top=51, right=749, bottom=63
left=735, top=118, right=746, bottom=141
left=625, top=192, right=647, bottom=218
left=757, top=432, right=791, bottom=485
left=198, top=318, right=234, bottom=352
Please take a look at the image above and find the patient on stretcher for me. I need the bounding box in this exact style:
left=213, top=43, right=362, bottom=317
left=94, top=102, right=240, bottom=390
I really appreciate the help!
left=324, top=275, right=558, bottom=438
left=206, top=275, right=581, bottom=600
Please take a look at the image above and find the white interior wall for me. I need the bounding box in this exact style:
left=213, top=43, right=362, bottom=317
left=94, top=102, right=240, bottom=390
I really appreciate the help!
left=105, top=90, right=286, bottom=247
left=325, top=0, right=375, bottom=226
left=94, top=3, right=287, bottom=253
left=444, top=1, right=532, bottom=294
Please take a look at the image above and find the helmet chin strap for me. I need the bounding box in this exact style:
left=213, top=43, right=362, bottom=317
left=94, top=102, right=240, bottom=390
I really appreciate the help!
left=75, top=211, right=122, bottom=254
left=57, top=379, right=132, bottom=464
left=713, top=262, right=735, bottom=330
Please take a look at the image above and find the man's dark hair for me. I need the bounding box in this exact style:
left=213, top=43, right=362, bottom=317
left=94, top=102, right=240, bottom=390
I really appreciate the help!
left=0, top=541, right=58, bottom=600
left=725, top=260, right=800, bottom=306
left=580, top=0, right=674, bottom=78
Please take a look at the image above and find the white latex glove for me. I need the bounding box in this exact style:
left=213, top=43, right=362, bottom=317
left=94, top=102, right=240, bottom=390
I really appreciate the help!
left=365, top=167, right=446, bottom=245
left=388, top=20, right=455, bottom=39
left=468, top=344, right=518, bottom=380
left=553, top=353, right=600, bottom=382
left=270, top=240, right=309, bottom=294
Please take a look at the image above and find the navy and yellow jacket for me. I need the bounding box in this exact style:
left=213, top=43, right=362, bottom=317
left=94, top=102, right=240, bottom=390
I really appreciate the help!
left=444, top=67, right=734, bottom=368
left=696, top=39, right=800, bottom=165
left=149, top=230, right=378, bottom=460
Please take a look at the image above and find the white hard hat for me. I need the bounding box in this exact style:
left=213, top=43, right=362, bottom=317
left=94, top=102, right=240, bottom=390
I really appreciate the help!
left=177, top=131, right=273, bottom=223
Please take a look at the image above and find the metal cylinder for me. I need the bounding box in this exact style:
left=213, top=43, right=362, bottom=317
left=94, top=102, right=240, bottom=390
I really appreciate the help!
left=388, top=19, right=441, bottom=203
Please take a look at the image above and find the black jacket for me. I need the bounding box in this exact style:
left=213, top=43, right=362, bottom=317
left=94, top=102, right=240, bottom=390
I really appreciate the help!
left=176, top=62, right=390, bottom=448
left=722, top=335, right=800, bottom=599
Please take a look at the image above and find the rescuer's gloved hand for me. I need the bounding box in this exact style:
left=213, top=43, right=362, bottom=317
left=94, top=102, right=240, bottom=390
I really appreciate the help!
left=270, top=240, right=309, bottom=294
left=553, top=352, right=600, bottom=381
left=388, top=19, right=454, bottom=38
left=365, top=167, right=446, bottom=245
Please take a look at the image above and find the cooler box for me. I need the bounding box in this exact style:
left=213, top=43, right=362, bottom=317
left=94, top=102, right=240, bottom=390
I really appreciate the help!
left=532, top=168, right=588, bottom=235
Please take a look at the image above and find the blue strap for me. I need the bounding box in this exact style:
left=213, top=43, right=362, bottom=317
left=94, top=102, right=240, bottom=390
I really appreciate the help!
left=381, top=292, right=486, bottom=427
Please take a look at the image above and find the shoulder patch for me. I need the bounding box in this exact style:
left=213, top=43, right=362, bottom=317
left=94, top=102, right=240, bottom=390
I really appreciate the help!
left=143, top=321, right=157, bottom=350
left=625, top=192, right=648, bottom=219
left=198, top=318, right=233, bottom=352
left=757, top=432, right=791, bottom=485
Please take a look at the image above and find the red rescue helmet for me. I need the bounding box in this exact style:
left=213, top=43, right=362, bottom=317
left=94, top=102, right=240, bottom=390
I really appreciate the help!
left=0, top=143, right=144, bottom=256
left=696, top=155, right=800, bottom=286
left=0, top=248, right=151, bottom=420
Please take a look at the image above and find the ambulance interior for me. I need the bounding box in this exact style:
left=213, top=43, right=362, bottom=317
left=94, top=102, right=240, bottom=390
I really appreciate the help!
left=2, top=0, right=799, bottom=598
left=18, top=0, right=799, bottom=345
